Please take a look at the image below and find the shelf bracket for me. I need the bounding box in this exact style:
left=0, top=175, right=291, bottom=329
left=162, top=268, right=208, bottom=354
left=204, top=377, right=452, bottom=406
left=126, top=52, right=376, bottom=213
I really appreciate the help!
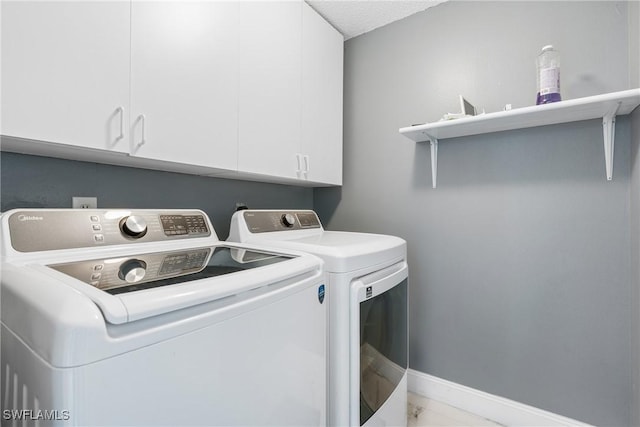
left=428, top=135, right=438, bottom=189
left=603, top=102, right=620, bottom=181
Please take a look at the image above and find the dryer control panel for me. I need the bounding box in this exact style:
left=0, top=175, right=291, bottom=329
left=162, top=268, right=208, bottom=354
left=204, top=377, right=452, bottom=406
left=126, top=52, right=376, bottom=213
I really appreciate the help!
left=5, top=209, right=213, bottom=253
left=241, top=210, right=322, bottom=233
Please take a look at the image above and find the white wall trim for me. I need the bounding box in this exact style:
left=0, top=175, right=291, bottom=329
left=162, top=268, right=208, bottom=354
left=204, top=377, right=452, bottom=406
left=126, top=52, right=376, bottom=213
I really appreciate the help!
left=407, top=369, right=593, bottom=427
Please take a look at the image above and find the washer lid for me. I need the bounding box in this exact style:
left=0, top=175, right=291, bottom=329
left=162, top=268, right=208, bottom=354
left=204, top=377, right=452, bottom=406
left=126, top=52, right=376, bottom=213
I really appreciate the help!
left=48, top=245, right=293, bottom=296
left=44, top=244, right=313, bottom=324
left=253, top=231, right=406, bottom=273
left=2, top=243, right=323, bottom=368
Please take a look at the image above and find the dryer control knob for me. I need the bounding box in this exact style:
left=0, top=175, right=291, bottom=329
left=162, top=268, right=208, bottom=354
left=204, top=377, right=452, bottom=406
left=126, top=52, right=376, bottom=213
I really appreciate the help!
left=120, top=215, right=148, bottom=238
left=118, top=259, right=147, bottom=283
left=281, top=213, right=296, bottom=228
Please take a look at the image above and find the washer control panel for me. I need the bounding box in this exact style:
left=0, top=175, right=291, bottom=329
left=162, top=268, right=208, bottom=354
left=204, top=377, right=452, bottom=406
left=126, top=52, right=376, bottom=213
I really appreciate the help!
left=242, top=210, right=321, bottom=233
left=7, top=209, right=212, bottom=252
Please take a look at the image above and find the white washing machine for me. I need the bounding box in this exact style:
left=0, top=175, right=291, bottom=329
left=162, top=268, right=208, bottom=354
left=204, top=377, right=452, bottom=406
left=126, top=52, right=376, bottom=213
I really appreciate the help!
left=1, top=208, right=326, bottom=426
left=229, top=209, right=408, bottom=427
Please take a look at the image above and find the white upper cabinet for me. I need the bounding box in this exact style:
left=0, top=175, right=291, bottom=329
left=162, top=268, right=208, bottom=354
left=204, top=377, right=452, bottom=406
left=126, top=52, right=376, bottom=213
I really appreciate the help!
left=236, top=1, right=344, bottom=185
left=130, top=1, right=239, bottom=171
left=301, top=2, right=344, bottom=185
left=1, top=1, right=130, bottom=153
left=237, top=1, right=303, bottom=180
left=1, top=1, right=343, bottom=187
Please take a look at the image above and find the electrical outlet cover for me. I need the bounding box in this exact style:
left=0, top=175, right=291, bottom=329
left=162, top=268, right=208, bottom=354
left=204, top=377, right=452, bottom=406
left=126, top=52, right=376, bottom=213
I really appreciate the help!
left=72, top=197, right=97, bottom=209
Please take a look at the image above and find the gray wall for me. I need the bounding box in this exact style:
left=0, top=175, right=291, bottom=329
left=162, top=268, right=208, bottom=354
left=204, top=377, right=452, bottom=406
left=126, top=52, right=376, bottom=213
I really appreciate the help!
left=315, top=1, right=637, bottom=425
left=0, top=152, right=313, bottom=239
left=630, top=5, right=640, bottom=427
left=631, top=103, right=640, bottom=427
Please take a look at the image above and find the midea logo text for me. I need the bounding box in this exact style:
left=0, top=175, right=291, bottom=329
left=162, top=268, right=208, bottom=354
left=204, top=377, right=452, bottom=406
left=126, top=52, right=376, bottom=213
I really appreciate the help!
left=17, top=215, right=44, bottom=222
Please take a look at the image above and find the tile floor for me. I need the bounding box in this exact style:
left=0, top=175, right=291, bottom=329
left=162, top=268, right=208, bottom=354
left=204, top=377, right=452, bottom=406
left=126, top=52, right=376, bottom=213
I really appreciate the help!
left=407, top=392, right=503, bottom=427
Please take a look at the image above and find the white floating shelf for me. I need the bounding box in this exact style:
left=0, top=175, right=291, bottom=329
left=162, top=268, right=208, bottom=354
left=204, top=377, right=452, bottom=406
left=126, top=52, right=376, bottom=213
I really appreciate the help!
left=399, top=88, right=640, bottom=188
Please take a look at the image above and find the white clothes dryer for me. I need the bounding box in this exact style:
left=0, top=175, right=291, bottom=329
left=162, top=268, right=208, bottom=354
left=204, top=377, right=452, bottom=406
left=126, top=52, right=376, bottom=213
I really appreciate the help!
left=1, top=208, right=327, bottom=426
left=229, top=209, right=408, bottom=427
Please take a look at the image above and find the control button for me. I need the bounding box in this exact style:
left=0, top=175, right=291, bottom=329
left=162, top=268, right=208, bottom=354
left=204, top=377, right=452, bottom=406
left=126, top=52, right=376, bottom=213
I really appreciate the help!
left=281, top=213, right=296, bottom=228
left=90, top=215, right=100, bottom=222
left=94, top=234, right=105, bottom=243
left=93, top=264, right=104, bottom=271
left=120, top=215, right=148, bottom=239
left=92, top=224, right=102, bottom=232
left=91, top=273, right=102, bottom=281
left=118, top=259, right=147, bottom=283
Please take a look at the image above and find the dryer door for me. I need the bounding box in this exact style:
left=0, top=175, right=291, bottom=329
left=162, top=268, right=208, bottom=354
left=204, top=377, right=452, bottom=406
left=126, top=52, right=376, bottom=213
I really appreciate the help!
left=350, top=261, right=408, bottom=426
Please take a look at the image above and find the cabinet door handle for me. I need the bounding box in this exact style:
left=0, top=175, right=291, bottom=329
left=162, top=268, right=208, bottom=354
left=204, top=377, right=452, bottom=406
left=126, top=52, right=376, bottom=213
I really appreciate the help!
left=303, top=155, right=310, bottom=176
left=136, top=114, right=146, bottom=152
left=116, top=106, right=124, bottom=142
left=295, top=153, right=303, bottom=175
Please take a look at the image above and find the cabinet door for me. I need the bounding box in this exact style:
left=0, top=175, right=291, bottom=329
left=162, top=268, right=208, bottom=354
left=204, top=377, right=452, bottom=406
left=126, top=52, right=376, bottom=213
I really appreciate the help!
left=130, top=1, right=239, bottom=170
left=1, top=1, right=130, bottom=153
left=237, top=1, right=302, bottom=180
left=301, top=3, right=344, bottom=185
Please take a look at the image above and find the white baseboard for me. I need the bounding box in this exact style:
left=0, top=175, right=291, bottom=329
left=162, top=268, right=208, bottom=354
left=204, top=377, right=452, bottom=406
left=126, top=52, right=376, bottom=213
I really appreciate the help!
left=407, top=369, right=593, bottom=427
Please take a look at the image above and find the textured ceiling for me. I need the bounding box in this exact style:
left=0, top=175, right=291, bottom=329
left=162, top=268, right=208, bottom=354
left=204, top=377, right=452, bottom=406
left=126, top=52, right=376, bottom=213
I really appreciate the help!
left=306, top=0, right=447, bottom=40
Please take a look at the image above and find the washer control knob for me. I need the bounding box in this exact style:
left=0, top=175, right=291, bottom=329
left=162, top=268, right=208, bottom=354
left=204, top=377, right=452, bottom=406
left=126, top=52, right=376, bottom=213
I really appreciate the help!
left=120, top=215, right=148, bottom=238
left=281, top=213, right=296, bottom=228
left=118, top=259, right=147, bottom=283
